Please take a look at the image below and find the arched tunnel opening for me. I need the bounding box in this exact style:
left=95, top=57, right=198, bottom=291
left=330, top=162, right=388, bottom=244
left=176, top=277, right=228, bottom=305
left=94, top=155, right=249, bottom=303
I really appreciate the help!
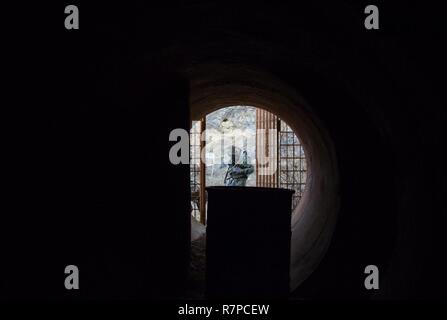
left=188, top=104, right=311, bottom=297
left=184, top=66, right=340, bottom=298
left=190, top=105, right=308, bottom=226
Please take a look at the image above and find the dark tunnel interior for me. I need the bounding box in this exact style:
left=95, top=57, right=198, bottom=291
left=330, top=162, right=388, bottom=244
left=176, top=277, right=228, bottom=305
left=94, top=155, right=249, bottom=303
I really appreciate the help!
left=2, top=1, right=447, bottom=301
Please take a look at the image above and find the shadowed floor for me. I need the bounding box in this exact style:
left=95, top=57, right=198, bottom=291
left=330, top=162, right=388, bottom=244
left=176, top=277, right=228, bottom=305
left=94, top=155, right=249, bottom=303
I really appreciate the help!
left=183, top=235, right=206, bottom=299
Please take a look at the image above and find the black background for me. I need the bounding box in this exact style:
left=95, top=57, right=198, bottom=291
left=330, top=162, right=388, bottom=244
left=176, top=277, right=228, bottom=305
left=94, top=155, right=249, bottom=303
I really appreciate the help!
left=2, top=0, right=447, bottom=315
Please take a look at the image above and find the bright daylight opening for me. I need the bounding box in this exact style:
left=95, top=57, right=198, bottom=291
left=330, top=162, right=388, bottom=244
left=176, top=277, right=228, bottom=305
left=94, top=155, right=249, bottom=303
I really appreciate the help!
left=190, top=105, right=307, bottom=226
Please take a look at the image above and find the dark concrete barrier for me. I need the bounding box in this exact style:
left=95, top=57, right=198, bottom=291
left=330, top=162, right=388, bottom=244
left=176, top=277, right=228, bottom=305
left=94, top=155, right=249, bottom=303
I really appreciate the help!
left=1, top=66, right=192, bottom=299
left=206, top=186, right=294, bottom=299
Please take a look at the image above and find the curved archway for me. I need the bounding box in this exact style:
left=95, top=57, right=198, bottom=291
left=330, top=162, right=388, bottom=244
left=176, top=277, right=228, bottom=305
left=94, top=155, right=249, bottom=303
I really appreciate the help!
left=187, top=63, right=340, bottom=291
left=191, top=105, right=308, bottom=221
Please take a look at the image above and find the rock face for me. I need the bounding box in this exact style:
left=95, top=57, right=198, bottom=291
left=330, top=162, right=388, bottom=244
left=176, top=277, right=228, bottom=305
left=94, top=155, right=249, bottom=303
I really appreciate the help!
left=205, top=106, right=257, bottom=187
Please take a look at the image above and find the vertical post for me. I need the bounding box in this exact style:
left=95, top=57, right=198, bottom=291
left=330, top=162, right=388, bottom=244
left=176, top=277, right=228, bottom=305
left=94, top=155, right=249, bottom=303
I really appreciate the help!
left=277, top=118, right=281, bottom=187
left=265, top=112, right=269, bottom=186
left=256, top=109, right=259, bottom=186
left=256, top=109, right=279, bottom=188
left=231, top=137, right=236, bottom=165
left=261, top=110, right=265, bottom=186
left=199, top=118, right=207, bottom=225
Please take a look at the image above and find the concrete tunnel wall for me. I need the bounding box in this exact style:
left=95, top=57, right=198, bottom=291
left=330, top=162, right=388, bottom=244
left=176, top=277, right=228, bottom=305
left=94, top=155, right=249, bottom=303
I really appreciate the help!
left=107, top=0, right=446, bottom=297
left=12, top=2, right=445, bottom=299
left=139, top=1, right=446, bottom=298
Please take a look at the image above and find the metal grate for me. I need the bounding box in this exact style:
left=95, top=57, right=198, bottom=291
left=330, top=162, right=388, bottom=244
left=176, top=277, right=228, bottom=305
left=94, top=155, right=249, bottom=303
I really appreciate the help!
left=279, top=120, right=307, bottom=211
left=190, top=121, right=201, bottom=222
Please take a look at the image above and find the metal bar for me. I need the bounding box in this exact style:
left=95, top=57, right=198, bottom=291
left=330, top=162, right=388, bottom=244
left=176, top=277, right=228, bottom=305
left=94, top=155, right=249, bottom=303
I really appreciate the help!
left=199, top=117, right=206, bottom=225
